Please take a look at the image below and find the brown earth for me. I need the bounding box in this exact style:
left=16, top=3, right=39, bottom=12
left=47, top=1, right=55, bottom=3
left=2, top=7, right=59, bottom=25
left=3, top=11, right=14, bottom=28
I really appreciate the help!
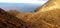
left=0, top=8, right=29, bottom=28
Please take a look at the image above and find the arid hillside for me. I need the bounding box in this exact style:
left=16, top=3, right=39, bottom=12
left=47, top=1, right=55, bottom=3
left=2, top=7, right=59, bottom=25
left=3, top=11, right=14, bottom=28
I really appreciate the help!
left=30, top=0, right=60, bottom=28
left=36, top=0, right=60, bottom=13
left=7, top=0, right=60, bottom=28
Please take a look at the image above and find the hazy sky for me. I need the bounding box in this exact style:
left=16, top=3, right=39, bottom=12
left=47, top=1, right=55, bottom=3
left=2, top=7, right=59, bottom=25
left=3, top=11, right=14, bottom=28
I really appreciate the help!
left=0, top=0, right=48, bottom=4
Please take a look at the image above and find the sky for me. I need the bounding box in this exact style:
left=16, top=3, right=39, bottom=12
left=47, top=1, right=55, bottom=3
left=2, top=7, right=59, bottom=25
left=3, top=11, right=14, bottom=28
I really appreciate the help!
left=0, top=0, right=48, bottom=3
left=0, top=0, right=48, bottom=12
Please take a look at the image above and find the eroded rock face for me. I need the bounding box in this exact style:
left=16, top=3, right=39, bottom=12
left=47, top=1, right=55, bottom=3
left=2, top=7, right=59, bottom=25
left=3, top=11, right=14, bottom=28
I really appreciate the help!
left=0, top=8, right=28, bottom=28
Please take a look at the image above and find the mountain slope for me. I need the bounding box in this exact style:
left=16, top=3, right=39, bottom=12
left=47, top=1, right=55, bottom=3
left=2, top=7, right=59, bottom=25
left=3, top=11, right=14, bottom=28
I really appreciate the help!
left=7, top=0, right=60, bottom=28
left=0, top=8, right=29, bottom=28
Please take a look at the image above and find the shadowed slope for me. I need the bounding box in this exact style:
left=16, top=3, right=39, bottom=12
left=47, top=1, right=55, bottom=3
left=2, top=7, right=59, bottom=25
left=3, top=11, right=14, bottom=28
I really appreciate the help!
left=0, top=8, right=28, bottom=28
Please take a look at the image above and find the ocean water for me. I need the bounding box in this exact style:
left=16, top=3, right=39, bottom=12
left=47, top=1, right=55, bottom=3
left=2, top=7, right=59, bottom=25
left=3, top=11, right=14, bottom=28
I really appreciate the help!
left=0, top=3, right=43, bottom=12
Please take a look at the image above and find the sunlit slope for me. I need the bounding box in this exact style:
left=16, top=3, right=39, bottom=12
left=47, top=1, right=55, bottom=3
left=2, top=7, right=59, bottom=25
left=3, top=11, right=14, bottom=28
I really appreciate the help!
left=35, top=0, right=60, bottom=13
left=29, top=9, right=60, bottom=28
left=27, top=0, right=60, bottom=23
left=29, top=0, right=60, bottom=28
